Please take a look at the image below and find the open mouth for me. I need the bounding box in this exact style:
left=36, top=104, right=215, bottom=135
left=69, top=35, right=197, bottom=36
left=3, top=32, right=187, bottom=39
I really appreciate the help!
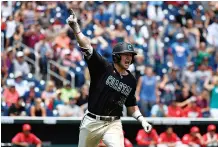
left=125, top=61, right=130, bottom=65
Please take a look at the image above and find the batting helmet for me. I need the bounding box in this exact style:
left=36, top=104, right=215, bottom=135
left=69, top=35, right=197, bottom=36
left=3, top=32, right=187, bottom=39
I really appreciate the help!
left=112, top=42, right=137, bottom=64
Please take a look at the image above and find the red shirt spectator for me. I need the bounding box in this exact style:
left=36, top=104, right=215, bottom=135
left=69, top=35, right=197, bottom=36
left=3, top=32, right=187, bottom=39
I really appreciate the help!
left=182, top=126, right=204, bottom=146
left=158, top=126, right=180, bottom=147
left=203, top=124, right=218, bottom=146
left=3, top=85, right=19, bottom=107
left=136, top=129, right=159, bottom=146
left=12, top=124, right=42, bottom=147
left=168, top=100, right=183, bottom=117
left=183, top=101, right=202, bottom=118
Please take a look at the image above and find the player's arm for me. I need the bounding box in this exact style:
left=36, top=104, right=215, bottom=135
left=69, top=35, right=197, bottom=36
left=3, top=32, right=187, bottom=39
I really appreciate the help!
left=135, top=76, right=142, bottom=102
left=127, top=106, right=152, bottom=133
left=66, top=9, right=93, bottom=59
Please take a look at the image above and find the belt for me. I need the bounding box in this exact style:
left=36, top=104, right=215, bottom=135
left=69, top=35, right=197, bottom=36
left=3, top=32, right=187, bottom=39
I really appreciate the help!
left=87, top=113, right=120, bottom=121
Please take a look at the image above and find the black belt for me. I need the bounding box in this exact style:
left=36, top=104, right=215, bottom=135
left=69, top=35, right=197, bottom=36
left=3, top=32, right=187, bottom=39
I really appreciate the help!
left=87, top=113, right=120, bottom=121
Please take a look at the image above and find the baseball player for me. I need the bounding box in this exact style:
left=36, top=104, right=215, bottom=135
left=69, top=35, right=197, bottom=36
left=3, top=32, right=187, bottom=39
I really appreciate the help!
left=66, top=9, right=152, bottom=147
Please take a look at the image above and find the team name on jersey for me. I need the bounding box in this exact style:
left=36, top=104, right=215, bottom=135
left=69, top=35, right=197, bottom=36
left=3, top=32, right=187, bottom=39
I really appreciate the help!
left=106, top=75, right=132, bottom=97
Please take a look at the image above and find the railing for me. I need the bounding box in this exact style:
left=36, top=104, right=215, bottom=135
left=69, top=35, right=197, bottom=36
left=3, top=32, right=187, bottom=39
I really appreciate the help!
left=1, top=33, right=4, bottom=51
left=1, top=116, right=218, bottom=125
left=47, top=60, right=75, bottom=88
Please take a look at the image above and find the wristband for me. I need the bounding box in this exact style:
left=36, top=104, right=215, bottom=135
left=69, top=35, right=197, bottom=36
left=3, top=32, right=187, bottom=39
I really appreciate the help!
left=132, top=110, right=144, bottom=123
left=75, top=31, right=81, bottom=35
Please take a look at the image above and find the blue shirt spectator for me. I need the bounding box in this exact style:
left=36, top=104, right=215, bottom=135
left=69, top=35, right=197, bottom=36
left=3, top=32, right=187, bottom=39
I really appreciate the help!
left=171, top=33, right=190, bottom=68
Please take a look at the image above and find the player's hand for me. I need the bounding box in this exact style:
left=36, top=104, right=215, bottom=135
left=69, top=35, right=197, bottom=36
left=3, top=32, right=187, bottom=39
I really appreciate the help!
left=66, top=9, right=81, bottom=34
left=66, top=9, right=78, bottom=25
left=142, top=120, right=152, bottom=133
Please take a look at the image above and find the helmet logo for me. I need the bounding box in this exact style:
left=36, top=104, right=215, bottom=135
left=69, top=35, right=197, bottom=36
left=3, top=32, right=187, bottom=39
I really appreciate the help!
left=128, top=44, right=132, bottom=51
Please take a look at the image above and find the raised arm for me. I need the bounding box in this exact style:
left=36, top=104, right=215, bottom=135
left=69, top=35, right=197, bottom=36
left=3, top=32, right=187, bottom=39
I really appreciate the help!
left=66, top=9, right=93, bottom=57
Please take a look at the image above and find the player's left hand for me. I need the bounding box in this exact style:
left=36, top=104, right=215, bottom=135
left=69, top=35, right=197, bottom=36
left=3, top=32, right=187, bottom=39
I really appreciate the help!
left=142, top=120, right=152, bottom=133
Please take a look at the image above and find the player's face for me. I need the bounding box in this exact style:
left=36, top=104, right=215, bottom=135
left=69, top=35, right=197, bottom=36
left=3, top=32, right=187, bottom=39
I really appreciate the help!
left=119, top=53, right=133, bottom=69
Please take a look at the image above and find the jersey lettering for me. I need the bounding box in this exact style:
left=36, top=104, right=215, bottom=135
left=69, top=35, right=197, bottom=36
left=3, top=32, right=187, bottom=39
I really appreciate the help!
left=117, top=96, right=127, bottom=107
left=106, top=75, right=132, bottom=97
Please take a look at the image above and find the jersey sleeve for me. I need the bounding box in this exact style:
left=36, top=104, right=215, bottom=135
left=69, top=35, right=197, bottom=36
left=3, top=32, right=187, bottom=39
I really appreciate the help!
left=81, top=47, right=110, bottom=79
left=12, top=133, right=21, bottom=143
left=31, top=134, right=41, bottom=145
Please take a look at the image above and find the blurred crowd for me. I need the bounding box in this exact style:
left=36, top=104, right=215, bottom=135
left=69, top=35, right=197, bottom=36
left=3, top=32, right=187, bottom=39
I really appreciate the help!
left=1, top=1, right=218, bottom=118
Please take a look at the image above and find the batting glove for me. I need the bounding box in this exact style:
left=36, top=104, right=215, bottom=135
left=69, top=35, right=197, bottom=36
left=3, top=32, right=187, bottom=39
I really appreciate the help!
left=66, top=9, right=81, bottom=34
left=132, top=110, right=152, bottom=133
left=142, top=120, right=152, bottom=133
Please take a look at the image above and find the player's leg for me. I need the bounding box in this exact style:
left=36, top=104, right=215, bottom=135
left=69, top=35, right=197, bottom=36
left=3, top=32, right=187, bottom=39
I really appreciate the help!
left=102, top=120, right=124, bottom=147
left=78, top=115, right=105, bottom=147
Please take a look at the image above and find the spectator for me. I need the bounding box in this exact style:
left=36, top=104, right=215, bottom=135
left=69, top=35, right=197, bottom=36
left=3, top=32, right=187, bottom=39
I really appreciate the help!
left=183, top=19, right=200, bottom=50
left=158, top=126, right=182, bottom=147
left=2, top=81, right=19, bottom=107
left=132, top=51, right=145, bottom=80
left=34, top=34, right=53, bottom=77
left=159, top=67, right=182, bottom=104
left=167, top=100, right=183, bottom=117
left=24, top=82, right=41, bottom=105
left=204, top=76, right=218, bottom=118
left=182, top=62, right=196, bottom=87
left=41, top=80, right=56, bottom=106
left=203, top=124, right=218, bottom=147
left=60, top=82, right=79, bottom=103
left=54, top=29, right=71, bottom=49
left=23, top=24, right=40, bottom=48
left=21, top=2, right=37, bottom=29
left=196, top=90, right=210, bottom=117
left=115, top=2, right=130, bottom=18
left=13, top=24, right=25, bottom=46
left=8, top=97, right=26, bottom=116
left=196, top=41, right=211, bottom=66
left=136, top=128, right=159, bottom=147
left=111, top=22, right=129, bottom=43
left=129, top=22, right=146, bottom=49
left=148, top=30, right=164, bottom=73
left=59, top=49, right=75, bottom=78
left=93, top=5, right=112, bottom=27
left=147, top=1, right=165, bottom=22
left=14, top=71, right=29, bottom=97
left=30, top=98, right=46, bottom=117
left=51, top=89, right=64, bottom=110
left=195, top=63, right=212, bottom=94
left=207, top=15, right=218, bottom=48
left=57, top=98, right=83, bottom=117
left=1, top=47, right=15, bottom=80
left=183, top=97, right=202, bottom=118
left=175, top=86, right=193, bottom=108
left=5, top=15, right=17, bottom=48
left=12, top=124, right=42, bottom=147
left=150, top=99, right=168, bottom=117
left=76, top=84, right=89, bottom=106
left=170, top=33, right=190, bottom=69
left=175, top=6, right=192, bottom=27
left=182, top=126, right=204, bottom=147
left=1, top=2, right=13, bottom=19
left=136, top=66, right=159, bottom=116
left=13, top=51, right=30, bottom=76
